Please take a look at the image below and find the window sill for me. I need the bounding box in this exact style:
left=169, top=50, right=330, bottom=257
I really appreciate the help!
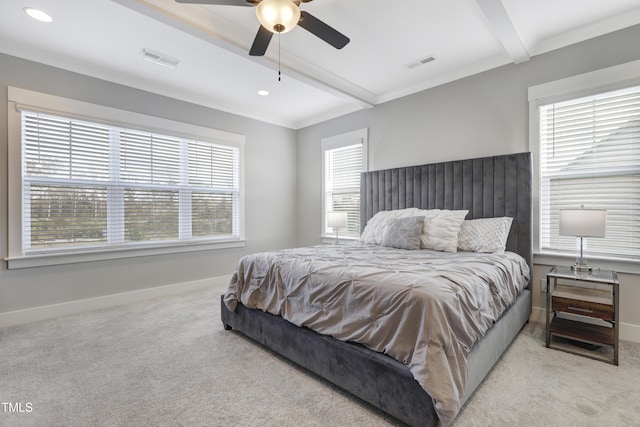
left=5, top=239, right=246, bottom=269
left=320, top=236, right=360, bottom=245
left=534, top=252, right=640, bottom=275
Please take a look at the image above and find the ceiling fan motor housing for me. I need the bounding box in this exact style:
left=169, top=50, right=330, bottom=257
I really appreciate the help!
left=175, top=0, right=346, bottom=57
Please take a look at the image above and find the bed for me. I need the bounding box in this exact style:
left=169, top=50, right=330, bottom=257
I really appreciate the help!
left=220, top=152, right=532, bottom=426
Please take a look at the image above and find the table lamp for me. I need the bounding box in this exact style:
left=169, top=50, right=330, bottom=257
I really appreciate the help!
left=327, top=211, right=347, bottom=244
left=559, top=206, right=606, bottom=272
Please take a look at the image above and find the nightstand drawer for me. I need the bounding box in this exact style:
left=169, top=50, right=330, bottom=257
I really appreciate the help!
left=552, top=296, right=613, bottom=321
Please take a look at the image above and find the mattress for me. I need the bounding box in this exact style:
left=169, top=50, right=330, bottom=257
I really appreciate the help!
left=224, top=242, right=530, bottom=424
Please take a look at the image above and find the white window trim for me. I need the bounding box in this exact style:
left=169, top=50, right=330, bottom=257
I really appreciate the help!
left=320, top=128, right=368, bottom=240
left=6, top=87, right=245, bottom=269
left=528, top=60, right=640, bottom=275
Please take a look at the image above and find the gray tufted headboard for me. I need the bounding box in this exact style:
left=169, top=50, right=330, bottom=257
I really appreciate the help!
left=360, top=152, right=533, bottom=288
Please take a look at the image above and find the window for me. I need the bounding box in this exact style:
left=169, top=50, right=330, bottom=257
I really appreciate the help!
left=8, top=87, right=244, bottom=268
left=321, top=129, right=368, bottom=239
left=537, top=86, right=640, bottom=260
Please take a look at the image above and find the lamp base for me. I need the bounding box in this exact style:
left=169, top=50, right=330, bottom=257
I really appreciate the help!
left=571, top=263, right=593, bottom=273
left=572, top=237, right=593, bottom=273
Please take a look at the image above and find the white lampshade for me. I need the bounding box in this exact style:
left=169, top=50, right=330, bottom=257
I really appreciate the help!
left=327, top=211, right=347, bottom=229
left=559, top=208, right=606, bottom=238
left=256, top=0, right=300, bottom=34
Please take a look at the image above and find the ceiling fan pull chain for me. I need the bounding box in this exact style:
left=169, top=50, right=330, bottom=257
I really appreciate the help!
left=278, top=32, right=281, bottom=82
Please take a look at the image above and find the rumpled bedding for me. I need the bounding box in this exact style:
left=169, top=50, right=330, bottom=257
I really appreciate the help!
left=224, top=242, right=530, bottom=425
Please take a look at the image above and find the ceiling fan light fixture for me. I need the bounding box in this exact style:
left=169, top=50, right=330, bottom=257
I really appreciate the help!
left=256, top=0, right=300, bottom=34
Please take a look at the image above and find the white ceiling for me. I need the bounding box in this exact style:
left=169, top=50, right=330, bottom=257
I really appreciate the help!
left=1, top=0, right=640, bottom=129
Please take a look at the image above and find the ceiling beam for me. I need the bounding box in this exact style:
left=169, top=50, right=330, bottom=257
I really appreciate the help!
left=113, top=0, right=376, bottom=108
left=475, top=0, right=529, bottom=64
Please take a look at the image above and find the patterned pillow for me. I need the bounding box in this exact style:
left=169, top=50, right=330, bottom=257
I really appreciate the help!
left=457, top=217, right=513, bottom=253
left=381, top=216, right=425, bottom=250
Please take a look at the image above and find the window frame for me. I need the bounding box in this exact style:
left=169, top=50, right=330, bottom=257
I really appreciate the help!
left=321, top=128, right=368, bottom=242
left=7, top=87, right=245, bottom=269
left=528, top=60, right=640, bottom=274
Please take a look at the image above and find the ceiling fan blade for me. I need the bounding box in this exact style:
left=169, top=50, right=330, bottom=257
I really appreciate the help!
left=249, top=26, right=273, bottom=56
left=297, top=11, right=349, bottom=49
left=175, top=0, right=254, bottom=6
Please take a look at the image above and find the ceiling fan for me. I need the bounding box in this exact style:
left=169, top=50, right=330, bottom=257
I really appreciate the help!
left=175, top=0, right=350, bottom=56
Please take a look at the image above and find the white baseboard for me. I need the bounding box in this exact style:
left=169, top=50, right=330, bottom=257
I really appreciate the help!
left=620, top=322, right=640, bottom=344
left=530, top=306, right=546, bottom=324
left=0, top=275, right=231, bottom=328
left=531, top=305, right=640, bottom=343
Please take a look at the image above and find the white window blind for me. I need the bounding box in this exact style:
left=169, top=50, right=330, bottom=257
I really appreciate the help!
left=324, top=143, right=364, bottom=238
left=539, top=86, right=640, bottom=259
left=22, top=110, right=240, bottom=253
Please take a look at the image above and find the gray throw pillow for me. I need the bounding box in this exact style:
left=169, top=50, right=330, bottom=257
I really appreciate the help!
left=381, top=216, right=425, bottom=250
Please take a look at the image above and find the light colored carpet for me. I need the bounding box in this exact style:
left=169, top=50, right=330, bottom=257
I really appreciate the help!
left=1, top=283, right=639, bottom=427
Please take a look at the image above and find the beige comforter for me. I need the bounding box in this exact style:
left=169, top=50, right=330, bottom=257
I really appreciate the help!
left=224, top=242, right=530, bottom=424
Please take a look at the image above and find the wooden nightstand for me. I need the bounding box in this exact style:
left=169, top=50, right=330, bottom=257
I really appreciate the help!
left=545, top=266, right=619, bottom=365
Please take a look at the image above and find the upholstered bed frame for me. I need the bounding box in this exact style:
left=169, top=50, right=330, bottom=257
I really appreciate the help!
left=220, top=152, right=533, bottom=426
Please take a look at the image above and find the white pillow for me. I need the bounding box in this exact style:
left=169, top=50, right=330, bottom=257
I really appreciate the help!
left=360, top=208, right=418, bottom=245
left=415, top=209, right=468, bottom=252
left=457, top=217, right=513, bottom=253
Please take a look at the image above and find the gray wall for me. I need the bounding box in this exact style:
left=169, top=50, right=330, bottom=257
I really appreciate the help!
left=0, top=53, right=297, bottom=314
left=296, top=25, right=640, bottom=335
left=2, top=24, right=639, bottom=335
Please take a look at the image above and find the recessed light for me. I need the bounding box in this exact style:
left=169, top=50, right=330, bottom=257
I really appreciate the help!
left=24, top=7, right=52, bottom=23
left=257, top=90, right=270, bottom=96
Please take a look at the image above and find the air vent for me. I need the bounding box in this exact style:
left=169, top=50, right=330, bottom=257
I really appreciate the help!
left=142, top=49, right=179, bottom=69
left=405, top=56, right=435, bottom=69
